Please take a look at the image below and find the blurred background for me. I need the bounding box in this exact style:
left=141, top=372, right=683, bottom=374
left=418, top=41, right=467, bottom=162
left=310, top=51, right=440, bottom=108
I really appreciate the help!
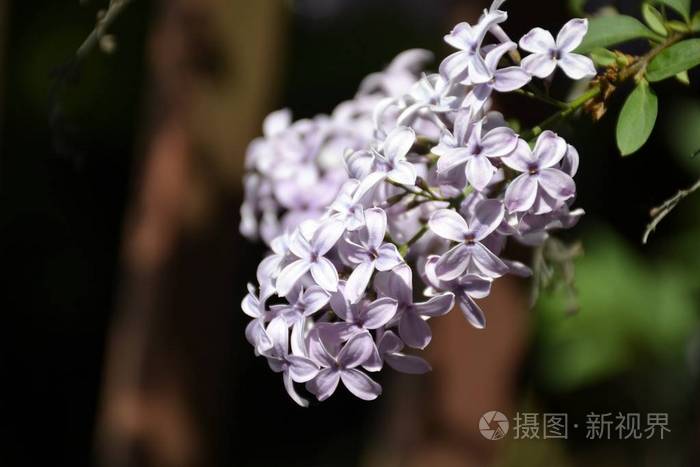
left=1, top=1, right=699, bottom=466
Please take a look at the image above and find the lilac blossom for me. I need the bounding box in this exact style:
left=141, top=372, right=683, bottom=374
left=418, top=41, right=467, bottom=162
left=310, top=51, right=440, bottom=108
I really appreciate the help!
left=434, top=110, right=518, bottom=191
left=374, top=264, right=454, bottom=349
left=341, top=208, right=404, bottom=302
left=519, top=18, right=596, bottom=79
left=263, top=316, right=320, bottom=407
left=240, top=1, right=590, bottom=405
left=276, top=219, right=345, bottom=295
left=306, top=331, right=382, bottom=401
left=428, top=200, right=507, bottom=280
left=503, top=131, right=575, bottom=214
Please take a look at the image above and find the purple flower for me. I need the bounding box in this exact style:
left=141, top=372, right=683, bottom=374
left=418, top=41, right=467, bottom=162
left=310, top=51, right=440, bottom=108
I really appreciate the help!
left=276, top=219, right=345, bottom=295
left=434, top=111, right=518, bottom=191
left=502, top=131, right=575, bottom=214
left=376, top=330, right=432, bottom=374
left=263, top=316, right=320, bottom=407
left=270, top=284, right=330, bottom=355
left=519, top=18, right=596, bottom=79
left=428, top=200, right=507, bottom=281
left=397, top=74, right=457, bottom=126
left=423, top=255, right=493, bottom=329
left=464, top=41, right=531, bottom=109
left=241, top=282, right=277, bottom=353
left=374, top=264, right=454, bottom=349
left=306, top=331, right=382, bottom=401
left=341, top=208, right=404, bottom=302
left=440, top=4, right=508, bottom=83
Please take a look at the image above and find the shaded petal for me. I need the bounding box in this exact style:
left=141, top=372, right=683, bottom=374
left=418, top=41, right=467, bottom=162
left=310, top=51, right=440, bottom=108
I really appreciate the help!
left=362, top=343, right=383, bottom=372
left=458, top=275, right=492, bottom=299
left=458, top=292, right=486, bottom=329
left=399, top=311, right=432, bottom=349
left=435, top=244, right=470, bottom=281
left=383, top=126, right=415, bottom=162
left=286, top=355, right=320, bottom=382
left=307, top=368, right=340, bottom=401
left=484, top=41, right=516, bottom=72
left=288, top=230, right=312, bottom=259
left=340, top=369, right=382, bottom=400
left=436, top=148, right=471, bottom=174
left=312, top=219, right=345, bottom=256
left=310, top=257, right=339, bottom=292
left=283, top=371, right=309, bottom=407
left=376, top=243, right=403, bottom=271
left=501, top=138, right=534, bottom=172
left=521, top=53, right=557, bottom=78
left=307, top=332, right=336, bottom=367
left=245, top=319, right=272, bottom=353
left=504, top=174, right=538, bottom=212
left=266, top=316, right=289, bottom=356
left=519, top=27, right=556, bottom=53
left=374, top=265, right=413, bottom=304
left=276, top=259, right=311, bottom=297
left=470, top=242, right=509, bottom=278
left=387, top=160, right=417, bottom=186
left=558, top=52, right=596, bottom=79
left=345, top=260, right=375, bottom=303
left=362, top=297, right=398, bottom=329
left=537, top=168, right=576, bottom=200
left=493, top=66, right=531, bottom=92
left=561, top=144, right=579, bottom=177
left=413, top=292, right=455, bottom=317
left=534, top=130, right=567, bottom=168
left=481, top=126, right=518, bottom=158
left=467, top=54, right=492, bottom=84
left=471, top=199, right=505, bottom=240
left=384, top=353, right=432, bottom=374
left=302, top=286, right=331, bottom=316
left=337, top=331, right=375, bottom=368
left=556, top=18, right=588, bottom=53
left=429, top=209, right=469, bottom=242
left=290, top=319, right=307, bottom=356
left=364, top=208, right=387, bottom=249
left=241, top=292, right=260, bottom=318
left=439, top=51, right=470, bottom=81
left=377, top=330, right=404, bottom=354
left=466, top=155, right=495, bottom=192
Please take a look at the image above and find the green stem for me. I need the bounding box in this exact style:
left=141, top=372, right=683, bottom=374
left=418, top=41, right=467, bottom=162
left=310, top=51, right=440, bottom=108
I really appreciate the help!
left=76, top=0, right=133, bottom=61
left=514, top=88, right=568, bottom=109
left=398, top=223, right=429, bottom=256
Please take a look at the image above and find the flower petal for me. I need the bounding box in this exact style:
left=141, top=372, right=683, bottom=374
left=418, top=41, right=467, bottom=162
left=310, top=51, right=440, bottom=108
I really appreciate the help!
left=276, top=259, right=311, bottom=297
left=266, top=316, right=289, bottom=356
left=383, top=126, right=415, bottom=162
left=362, top=297, right=398, bottom=330
left=311, top=219, right=345, bottom=256
left=504, top=174, right=538, bottom=212
left=470, top=242, right=509, bottom=278
left=376, top=243, right=403, bottom=271
left=286, top=355, right=320, bottom=382
left=537, top=168, right=576, bottom=200
left=399, top=311, right=432, bottom=349
left=387, top=160, right=417, bottom=186
left=467, top=54, right=492, bottom=84
left=364, top=207, right=387, bottom=249
left=245, top=319, right=273, bottom=353
left=558, top=52, right=596, bottom=79
left=384, top=353, right=432, bottom=374
left=340, top=368, right=382, bottom=400
left=435, top=244, right=470, bottom=281
left=436, top=148, right=471, bottom=174
left=283, top=371, right=309, bottom=407
left=302, top=286, right=331, bottom=316
left=466, top=154, right=495, bottom=192
left=413, top=292, right=455, bottom=317
left=373, top=265, right=413, bottom=304
left=534, top=130, right=567, bottom=168
left=439, top=50, right=470, bottom=81
left=493, top=66, right=531, bottom=92
left=307, top=368, right=340, bottom=401
left=556, top=18, right=588, bottom=53
left=481, top=126, right=518, bottom=158
left=337, top=331, right=375, bottom=368
left=345, top=260, right=375, bottom=303
left=470, top=199, right=505, bottom=240
left=310, top=257, right=339, bottom=292
left=519, top=27, right=556, bottom=53
left=501, top=138, right=534, bottom=172
left=429, top=208, right=469, bottom=242
left=458, top=293, right=486, bottom=329
left=521, top=53, right=557, bottom=78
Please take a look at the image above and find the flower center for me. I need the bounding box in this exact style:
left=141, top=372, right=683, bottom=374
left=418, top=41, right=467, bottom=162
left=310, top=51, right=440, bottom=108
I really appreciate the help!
left=550, top=49, right=561, bottom=60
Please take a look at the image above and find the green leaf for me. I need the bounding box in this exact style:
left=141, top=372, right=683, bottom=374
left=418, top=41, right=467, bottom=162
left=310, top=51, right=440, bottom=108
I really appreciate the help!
left=652, top=0, right=690, bottom=21
left=675, top=70, right=690, bottom=85
left=616, top=80, right=658, bottom=156
left=642, top=2, right=668, bottom=36
left=568, top=0, right=587, bottom=16
left=692, top=11, right=700, bottom=32
left=589, top=47, right=617, bottom=66
left=646, top=39, right=700, bottom=82
left=576, top=15, right=662, bottom=53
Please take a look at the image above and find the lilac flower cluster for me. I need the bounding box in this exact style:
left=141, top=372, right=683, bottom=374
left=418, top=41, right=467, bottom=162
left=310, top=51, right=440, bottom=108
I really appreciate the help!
left=240, top=50, right=432, bottom=245
left=241, top=0, right=590, bottom=406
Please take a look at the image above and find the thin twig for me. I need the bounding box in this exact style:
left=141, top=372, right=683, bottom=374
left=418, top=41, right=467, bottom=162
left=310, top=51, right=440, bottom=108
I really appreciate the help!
left=642, top=178, right=700, bottom=244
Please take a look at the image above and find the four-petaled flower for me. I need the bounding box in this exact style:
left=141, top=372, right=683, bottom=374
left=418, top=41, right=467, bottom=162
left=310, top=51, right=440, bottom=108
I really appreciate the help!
left=241, top=282, right=277, bottom=354
left=428, top=200, right=508, bottom=280
left=276, top=219, right=346, bottom=295
left=342, top=208, right=404, bottom=302
left=503, top=131, right=576, bottom=214
left=306, top=331, right=382, bottom=401
left=519, top=18, right=596, bottom=79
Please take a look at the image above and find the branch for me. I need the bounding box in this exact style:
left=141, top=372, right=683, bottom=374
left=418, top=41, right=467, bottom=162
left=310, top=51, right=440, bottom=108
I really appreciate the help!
left=642, top=178, right=700, bottom=244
